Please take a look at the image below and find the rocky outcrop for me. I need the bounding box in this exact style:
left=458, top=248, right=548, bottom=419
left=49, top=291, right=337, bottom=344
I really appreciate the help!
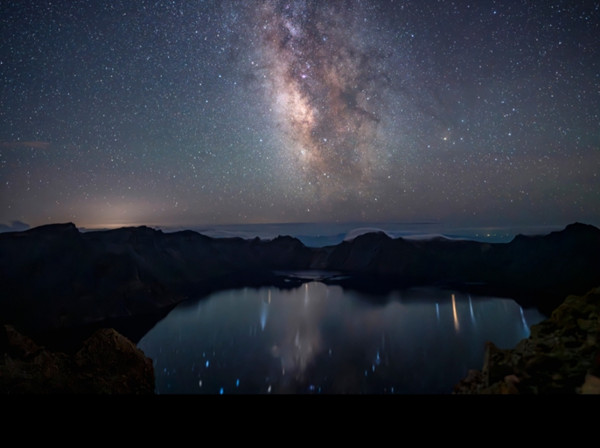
left=453, top=287, right=600, bottom=394
left=0, top=324, right=154, bottom=394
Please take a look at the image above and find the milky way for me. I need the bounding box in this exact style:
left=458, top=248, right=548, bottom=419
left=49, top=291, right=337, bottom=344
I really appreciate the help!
left=252, top=1, right=393, bottom=199
left=1, top=1, right=599, bottom=228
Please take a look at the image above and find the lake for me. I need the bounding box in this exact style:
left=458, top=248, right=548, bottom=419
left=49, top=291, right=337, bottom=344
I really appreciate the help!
left=137, top=281, right=547, bottom=394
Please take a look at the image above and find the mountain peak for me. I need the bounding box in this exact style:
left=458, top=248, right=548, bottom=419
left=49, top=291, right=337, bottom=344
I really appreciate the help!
left=549, top=222, right=600, bottom=240
left=564, top=222, right=599, bottom=232
left=26, top=222, right=78, bottom=234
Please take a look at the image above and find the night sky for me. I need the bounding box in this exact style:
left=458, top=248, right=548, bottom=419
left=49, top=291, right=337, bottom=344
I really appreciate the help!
left=1, top=0, right=599, bottom=230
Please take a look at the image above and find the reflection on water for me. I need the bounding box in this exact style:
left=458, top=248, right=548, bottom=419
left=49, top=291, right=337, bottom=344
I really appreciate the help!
left=137, top=282, right=546, bottom=394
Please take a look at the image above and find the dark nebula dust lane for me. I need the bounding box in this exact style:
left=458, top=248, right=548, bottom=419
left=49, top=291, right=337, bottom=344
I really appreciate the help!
left=251, top=1, right=396, bottom=197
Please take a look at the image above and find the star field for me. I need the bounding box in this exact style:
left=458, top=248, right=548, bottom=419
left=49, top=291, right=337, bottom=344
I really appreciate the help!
left=1, top=0, right=599, bottom=229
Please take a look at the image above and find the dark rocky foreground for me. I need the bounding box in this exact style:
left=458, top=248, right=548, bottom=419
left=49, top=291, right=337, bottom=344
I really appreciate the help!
left=0, top=324, right=153, bottom=394
left=454, top=287, right=600, bottom=394
left=0, top=221, right=599, bottom=393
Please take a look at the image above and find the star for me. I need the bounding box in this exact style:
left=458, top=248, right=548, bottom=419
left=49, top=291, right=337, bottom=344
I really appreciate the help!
left=0, top=0, right=598, bottom=229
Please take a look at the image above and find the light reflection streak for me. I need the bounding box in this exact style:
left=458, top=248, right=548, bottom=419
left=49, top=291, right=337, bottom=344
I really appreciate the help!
left=468, top=295, right=476, bottom=325
left=451, top=293, right=460, bottom=331
left=519, top=307, right=530, bottom=333
left=260, top=289, right=270, bottom=330
left=260, top=305, right=268, bottom=330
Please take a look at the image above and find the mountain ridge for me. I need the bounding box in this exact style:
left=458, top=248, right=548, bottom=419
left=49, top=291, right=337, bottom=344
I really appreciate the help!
left=1, top=221, right=599, bottom=348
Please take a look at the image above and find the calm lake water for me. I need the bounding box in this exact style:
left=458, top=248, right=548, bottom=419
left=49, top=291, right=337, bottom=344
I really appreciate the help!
left=137, top=281, right=547, bottom=394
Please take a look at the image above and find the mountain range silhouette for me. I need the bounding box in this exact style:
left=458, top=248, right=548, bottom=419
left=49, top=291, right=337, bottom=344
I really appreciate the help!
left=1, top=221, right=599, bottom=348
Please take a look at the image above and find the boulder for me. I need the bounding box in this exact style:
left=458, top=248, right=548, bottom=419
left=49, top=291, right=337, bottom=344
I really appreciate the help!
left=0, top=325, right=154, bottom=394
